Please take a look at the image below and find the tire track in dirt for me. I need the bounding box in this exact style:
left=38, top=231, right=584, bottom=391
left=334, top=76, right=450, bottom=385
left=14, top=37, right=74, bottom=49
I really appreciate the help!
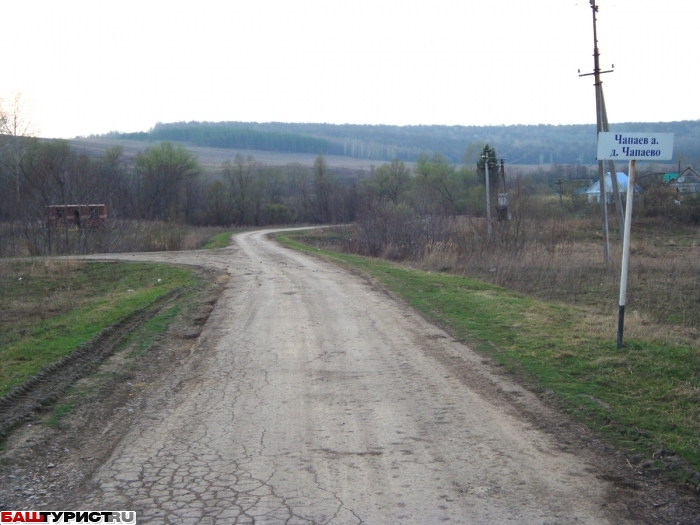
left=0, top=288, right=183, bottom=437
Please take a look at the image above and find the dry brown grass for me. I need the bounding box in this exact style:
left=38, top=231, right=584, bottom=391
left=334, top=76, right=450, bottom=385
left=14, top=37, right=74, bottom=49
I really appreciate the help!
left=416, top=223, right=700, bottom=343
left=312, top=210, right=700, bottom=347
left=0, top=221, right=228, bottom=257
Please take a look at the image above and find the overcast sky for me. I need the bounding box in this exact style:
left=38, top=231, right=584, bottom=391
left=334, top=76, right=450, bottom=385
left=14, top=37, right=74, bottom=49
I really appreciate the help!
left=2, top=0, right=698, bottom=139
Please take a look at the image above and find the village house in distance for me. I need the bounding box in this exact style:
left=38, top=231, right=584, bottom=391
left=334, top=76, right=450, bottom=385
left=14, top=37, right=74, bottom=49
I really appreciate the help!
left=667, top=167, right=700, bottom=195
left=585, top=172, right=644, bottom=204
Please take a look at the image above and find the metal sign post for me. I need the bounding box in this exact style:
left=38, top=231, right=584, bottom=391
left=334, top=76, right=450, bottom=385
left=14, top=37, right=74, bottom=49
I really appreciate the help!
left=597, top=132, right=674, bottom=348
left=617, top=159, right=636, bottom=348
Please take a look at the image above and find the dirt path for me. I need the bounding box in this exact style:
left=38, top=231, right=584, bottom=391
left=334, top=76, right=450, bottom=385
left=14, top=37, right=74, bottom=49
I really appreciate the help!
left=11, top=229, right=638, bottom=524
left=17, top=228, right=699, bottom=523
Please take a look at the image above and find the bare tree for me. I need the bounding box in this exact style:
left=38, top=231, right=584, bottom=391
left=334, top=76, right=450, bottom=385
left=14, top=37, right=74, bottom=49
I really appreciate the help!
left=223, top=153, right=259, bottom=225
left=204, top=180, right=230, bottom=225
left=313, top=154, right=334, bottom=223
left=0, top=92, right=38, bottom=205
left=20, top=140, right=74, bottom=253
left=285, top=163, right=311, bottom=222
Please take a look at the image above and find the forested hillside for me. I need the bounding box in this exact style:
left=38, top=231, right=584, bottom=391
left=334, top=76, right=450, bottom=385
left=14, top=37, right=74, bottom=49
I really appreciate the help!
left=100, top=120, right=700, bottom=166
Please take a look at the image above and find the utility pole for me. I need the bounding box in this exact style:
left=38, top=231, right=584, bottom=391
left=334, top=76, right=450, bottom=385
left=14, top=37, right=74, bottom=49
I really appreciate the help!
left=556, top=179, right=564, bottom=205
left=484, top=158, right=492, bottom=242
left=483, top=154, right=509, bottom=237
left=497, top=159, right=510, bottom=221
left=500, top=159, right=507, bottom=193
left=580, top=0, right=615, bottom=262
left=601, top=89, right=625, bottom=236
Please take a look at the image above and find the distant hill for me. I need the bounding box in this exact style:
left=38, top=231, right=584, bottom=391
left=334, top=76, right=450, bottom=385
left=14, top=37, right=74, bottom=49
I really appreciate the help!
left=93, top=120, right=700, bottom=166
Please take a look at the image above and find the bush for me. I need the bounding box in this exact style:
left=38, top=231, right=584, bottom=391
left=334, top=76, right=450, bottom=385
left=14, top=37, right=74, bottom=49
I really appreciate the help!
left=353, top=202, right=420, bottom=259
left=261, top=203, right=297, bottom=225
left=672, top=197, right=700, bottom=225
left=640, top=185, right=679, bottom=218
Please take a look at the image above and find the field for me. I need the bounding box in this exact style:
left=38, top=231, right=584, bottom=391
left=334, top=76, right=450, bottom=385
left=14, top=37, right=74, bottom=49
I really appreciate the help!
left=68, top=137, right=569, bottom=175
left=69, top=138, right=386, bottom=173
left=276, top=218, right=700, bottom=486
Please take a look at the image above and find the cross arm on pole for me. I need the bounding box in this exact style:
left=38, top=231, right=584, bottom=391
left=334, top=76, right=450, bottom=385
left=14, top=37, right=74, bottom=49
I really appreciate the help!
left=578, top=69, right=614, bottom=77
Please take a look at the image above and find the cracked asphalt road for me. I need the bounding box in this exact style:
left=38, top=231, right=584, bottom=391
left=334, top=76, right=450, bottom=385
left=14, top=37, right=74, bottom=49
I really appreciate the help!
left=73, top=229, right=627, bottom=524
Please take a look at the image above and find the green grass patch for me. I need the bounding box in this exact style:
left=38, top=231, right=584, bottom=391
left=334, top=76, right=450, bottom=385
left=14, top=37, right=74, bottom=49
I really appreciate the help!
left=0, top=261, right=196, bottom=396
left=46, top=403, right=74, bottom=427
left=276, top=232, right=700, bottom=478
left=43, top=300, right=188, bottom=429
left=124, top=305, right=181, bottom=357
left=201, top=231, right=237, bottom=249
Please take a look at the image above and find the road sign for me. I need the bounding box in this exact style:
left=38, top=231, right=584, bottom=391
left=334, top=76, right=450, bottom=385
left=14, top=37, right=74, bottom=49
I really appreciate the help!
left=597, top=132, right=674, bottom=161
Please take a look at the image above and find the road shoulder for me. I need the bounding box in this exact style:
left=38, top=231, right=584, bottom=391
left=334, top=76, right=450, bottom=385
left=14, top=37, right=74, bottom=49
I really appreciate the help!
left=0, top=268, right=228, bottom=510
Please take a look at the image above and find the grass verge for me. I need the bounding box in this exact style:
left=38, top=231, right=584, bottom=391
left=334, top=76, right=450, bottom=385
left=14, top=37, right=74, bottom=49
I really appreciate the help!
left=0, top=261, right=196, bottom=396
left=201, top=231, right=237, bottom=249
left=275, top=231, right=700, bottom=481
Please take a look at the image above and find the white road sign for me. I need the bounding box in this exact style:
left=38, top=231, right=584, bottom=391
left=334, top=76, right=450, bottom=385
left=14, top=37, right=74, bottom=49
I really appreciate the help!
left=597, top=132, right=674, bottom=161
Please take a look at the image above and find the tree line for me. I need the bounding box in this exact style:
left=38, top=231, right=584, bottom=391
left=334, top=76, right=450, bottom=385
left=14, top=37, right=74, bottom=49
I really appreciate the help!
left=98, top=119, right=700, bottom=167
left=1, top=129, right=522, bottom=253
left=1, top=132, right=601, bottom=231
left=0, top=136, right=362, bottom=255
left=9, top=128, right=695, bottom=259
left=0, top=140, right=362, bottom=225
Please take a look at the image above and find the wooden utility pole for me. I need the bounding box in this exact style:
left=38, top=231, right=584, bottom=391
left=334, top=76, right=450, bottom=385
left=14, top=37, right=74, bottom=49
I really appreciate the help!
left=601, top=89, right=625, bottom=236
left=482, top=154, right=507, bottom=240
left=580, top=0, right=616, bottom=262
left=497, top=159, right=510, bottom=221
left=556, top=179, right=564, bottom=205
left=500, top=159, right=507, bottom=193
left=484, top=158, right=492, bottom=242
left=592, top=0, right=610, bottom=262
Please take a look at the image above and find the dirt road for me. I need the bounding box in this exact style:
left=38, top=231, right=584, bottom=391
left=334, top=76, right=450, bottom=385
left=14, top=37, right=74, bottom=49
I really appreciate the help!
left=60, top=230, right=632, bottom=523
